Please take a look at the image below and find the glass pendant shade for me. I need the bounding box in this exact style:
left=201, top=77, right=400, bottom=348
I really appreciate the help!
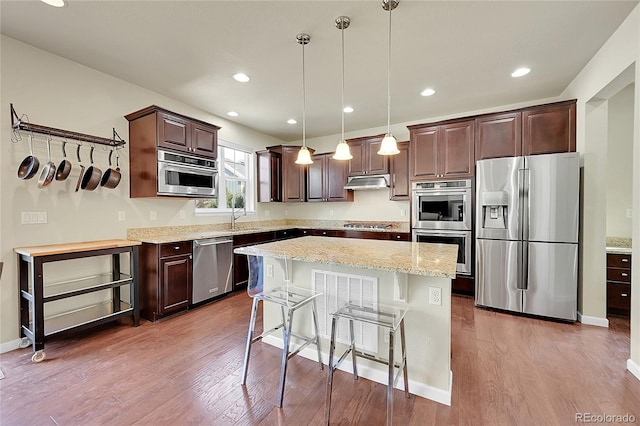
left=378, top=134, right=400, bottom=155
left=295, top=146, right=313, bottom=165
left=333, top=140, right=353, bottom=160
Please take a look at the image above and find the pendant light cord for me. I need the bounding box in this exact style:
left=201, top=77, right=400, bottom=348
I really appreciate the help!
left=302, top=40, right=307, bottom=149
left=387, top=5, right=392, bottom=135
left=341, top=25, right=345, bottom=141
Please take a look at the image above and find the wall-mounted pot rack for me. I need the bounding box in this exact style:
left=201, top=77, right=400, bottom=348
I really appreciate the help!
left=11, top=103, right=126, bottom=147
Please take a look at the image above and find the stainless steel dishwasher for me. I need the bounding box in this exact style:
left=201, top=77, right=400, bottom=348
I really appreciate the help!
left=192, top=237, right=233, bottom=304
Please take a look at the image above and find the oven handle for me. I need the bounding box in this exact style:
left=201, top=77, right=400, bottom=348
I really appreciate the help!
left=413, top=230, right=469, bottom=238
left=413, top=189, right=471, bottom=196
left=160, top=162, right=218, bottom=175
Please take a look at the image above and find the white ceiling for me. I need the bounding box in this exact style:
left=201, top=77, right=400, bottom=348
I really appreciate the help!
left=1, top=1, right=637, bottom=142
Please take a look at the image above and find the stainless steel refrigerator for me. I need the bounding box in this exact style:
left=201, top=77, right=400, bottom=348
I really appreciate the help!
left=475, top=152, right=579, bottom=321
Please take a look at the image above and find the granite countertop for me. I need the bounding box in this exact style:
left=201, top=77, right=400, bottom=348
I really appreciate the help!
left=606, top=237, right=632, bottom=255
left=234, top=236, right=458, bottom=278
left=127, top=220, right=411, bottom=244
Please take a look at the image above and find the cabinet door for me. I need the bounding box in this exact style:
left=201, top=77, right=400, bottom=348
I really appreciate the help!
left=157, top=112, right=190, bottom=152
left=307, top=154, right=326, bottom=202
left=522, top=102, right=576, bottom=155
left=233, top=252, right=249, bottom=290
left=440, top=120, right=475, bottom=179
left=326, top=155, right=353, bottom=202
left=366, top=137, right=389, bottom=175
left=159, top=255, right=191, bottom=315
left=281, top=147, right=306, bottom=202
left=390, top=141, right=410, bottom=200
left=257, top=150, right=281, bottom=202
left=410, top=126, right=439, bottom=179
left=476, top=112, right=522, bottom=160
left=348, top=139, right=366, bottom=176
left=191, top=123, right=217, bottom=159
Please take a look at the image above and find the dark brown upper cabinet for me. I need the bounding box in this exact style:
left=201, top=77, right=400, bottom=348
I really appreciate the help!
left=258, top=145, right=313, bottom=203
left=475, top=112, right=522, bottom=161
left=522, top=101, right=576, bottom=155
left=347, top=134, right=390, bottom=176
left=307, top=153, right=353, bottom=203
left=475, top=100, right=576, bottom=161
left=256, top=150, right=281, bottom=202
left=389, top=141, right=410, bottom=200
left=408, top=120, right=475, bottom=181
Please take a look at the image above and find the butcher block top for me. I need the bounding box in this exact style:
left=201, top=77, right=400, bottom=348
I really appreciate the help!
left=234, top=236, right=458, bottom=278
left=14, top=239, right=141, bottom=257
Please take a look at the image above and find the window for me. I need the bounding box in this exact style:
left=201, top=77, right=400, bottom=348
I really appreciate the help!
left=195, top=141, right=254, bottom=214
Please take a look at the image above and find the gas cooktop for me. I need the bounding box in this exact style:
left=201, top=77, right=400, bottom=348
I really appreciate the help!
left=343, top=223, right=392, bottom=230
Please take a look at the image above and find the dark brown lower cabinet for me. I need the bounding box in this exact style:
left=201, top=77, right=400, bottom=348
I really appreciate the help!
left=606, top=253, right=631, bottom=317
left=452, top=276, right=474, bottom=296
left=140, top=241, right=192, bottom=321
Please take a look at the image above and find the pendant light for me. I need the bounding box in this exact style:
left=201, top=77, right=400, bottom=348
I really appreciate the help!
left=295, top=33, right=313, bottom=165
left=378, top=0, right=400, bottom=156
left=333, top=16, right=353, bottom=161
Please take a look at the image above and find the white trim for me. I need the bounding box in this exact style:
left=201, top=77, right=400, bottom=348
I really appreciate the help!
left=1, top=338, right=22, bottom=354
left=577, top=311, right=609, bottom=327
left=627, top=359, right=640, bottom=381
left=218, top=138, right=254, bottom=154
left=262, top=335, right=452, bottom=406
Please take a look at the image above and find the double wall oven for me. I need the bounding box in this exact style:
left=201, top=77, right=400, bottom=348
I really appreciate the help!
left=412, top=179, right=473, bottom=275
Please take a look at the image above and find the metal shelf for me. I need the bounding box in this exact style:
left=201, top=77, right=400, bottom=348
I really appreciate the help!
left=42, top=273, right=133, bottom=302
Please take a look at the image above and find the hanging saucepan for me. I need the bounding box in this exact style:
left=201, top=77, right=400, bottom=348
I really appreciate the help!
left=17, top=134, right=40, bottom=180
left=37, top=137, right=56, bottom=188
left=100, top=149, right=121, bottom=189
left=81, top=146, right=102, bottom=191
left=55, top=141, right=72, bottom=181
left=74, top=145, right=86, bottom=192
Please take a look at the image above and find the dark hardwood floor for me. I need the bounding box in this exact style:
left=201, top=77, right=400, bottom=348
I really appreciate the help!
left=1, top=293, right=638, bottom=425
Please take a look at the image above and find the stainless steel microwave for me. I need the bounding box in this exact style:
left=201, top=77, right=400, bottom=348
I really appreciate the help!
left=157, top=150, right=218, bottom=197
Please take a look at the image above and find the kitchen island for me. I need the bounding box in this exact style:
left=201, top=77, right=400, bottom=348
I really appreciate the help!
left=234, top=236, right=457, bottom=405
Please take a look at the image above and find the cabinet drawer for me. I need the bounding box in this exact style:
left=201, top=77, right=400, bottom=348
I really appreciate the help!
left=233, top=232, right=275, bottom=247
left=607, top=282, right=631, bottom=312
left=607, top=268, right=631, bottom=283
left=607, top=253, right=631, bottom=269
left=160, top=241, right=192, bottom=257
left=390, top=232, right=411, bottom=241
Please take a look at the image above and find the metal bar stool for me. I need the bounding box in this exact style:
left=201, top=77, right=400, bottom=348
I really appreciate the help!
left=241, top=254, right=323, bottom=407
left=324, top=302, right=409, bottom=425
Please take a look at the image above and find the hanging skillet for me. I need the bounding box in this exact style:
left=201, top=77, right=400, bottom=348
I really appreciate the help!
left=37, top=137, right=56, bottom=188
left=81, top=146, right=102, bottom=191
left=55, top=141, right=72, bottom=181
left=100, top=149, right=121, bottom=189
left=17, top=134, right=40, bottom=180
left=74, top=145, right=85, bottom=192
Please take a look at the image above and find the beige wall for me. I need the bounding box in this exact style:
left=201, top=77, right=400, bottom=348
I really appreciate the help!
left=607, top=83, right=635, bottom=238
left=561, top=4, right=639, bottom=373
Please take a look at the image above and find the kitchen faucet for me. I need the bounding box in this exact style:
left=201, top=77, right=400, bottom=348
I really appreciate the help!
left=230, top=195, right=246, bottom=231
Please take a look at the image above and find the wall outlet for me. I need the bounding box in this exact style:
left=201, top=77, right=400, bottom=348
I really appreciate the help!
left=266, top=264, right=273, bottom=277
left=179, top=210, right=186, bottom=219
left=400, top=209, right=406, bottom=217
left=329, top=209, right=334, bottom=216
left=150, top=211, right=157, bottom=221
left=118, top=211, right=126, bottom=221
left=21, top=212, right=47, bottom=224
left=264, top=209, right=270, bottom=217
left=626, top=209, right=633, bottom=219
left=429, top=287, right=442, bottom=306
left=284, top=210, right=288, bottom=216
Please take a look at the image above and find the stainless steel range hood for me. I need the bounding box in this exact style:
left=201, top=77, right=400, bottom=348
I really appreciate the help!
left=343, top=174, right=390, bottom=190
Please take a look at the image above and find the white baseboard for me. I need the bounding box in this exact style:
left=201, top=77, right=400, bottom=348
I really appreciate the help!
left=577, top=311, right=609, bottom=327
left=262, top=335, right=452, bottom=406
left=1, top=338, right=22, bottom=354
left=627, top=359, right=640, bottom=381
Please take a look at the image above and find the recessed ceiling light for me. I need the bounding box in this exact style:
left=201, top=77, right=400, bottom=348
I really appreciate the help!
left=421, top=88, right=436, bottom=97
left=233, top=73, right=250, bottom=83
left=287, top=119, right=297, bottom=125
left=41, top=0, right=65, bottom=6
left=511, top=67, right=531, bottom=78
left=227, top=111, right=239, bottom=117
left=343, top=106, right=354, bottom=113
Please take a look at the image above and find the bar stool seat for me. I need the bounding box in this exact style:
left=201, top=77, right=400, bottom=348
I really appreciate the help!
left=324, top=302, right=409, bottom=425
left=241, top=255, right=323, bottom=408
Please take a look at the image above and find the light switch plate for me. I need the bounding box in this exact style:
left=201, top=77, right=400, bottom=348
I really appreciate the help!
left=626, top=209, right=632, bottom=219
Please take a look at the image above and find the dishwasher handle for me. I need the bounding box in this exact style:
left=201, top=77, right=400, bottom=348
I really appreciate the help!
left=193, top=239, right=232, bottom=247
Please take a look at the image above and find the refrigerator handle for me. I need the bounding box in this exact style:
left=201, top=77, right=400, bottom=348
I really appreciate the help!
left=522, top=169, right=530, bottom=242
left=518, top=242, right=528, bottom=290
